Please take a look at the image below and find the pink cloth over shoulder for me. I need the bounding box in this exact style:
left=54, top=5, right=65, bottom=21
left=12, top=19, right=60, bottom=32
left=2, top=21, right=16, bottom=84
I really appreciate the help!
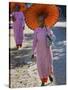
left=32, top=27, right=53, bottom=81
left=12, top=11, right=25, bottom=45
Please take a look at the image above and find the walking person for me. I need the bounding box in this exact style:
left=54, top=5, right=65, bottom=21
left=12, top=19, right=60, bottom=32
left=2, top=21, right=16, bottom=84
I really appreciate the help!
left=32, top=15, right=54, bottom=86
left=11, top=5, right=25, bottom=49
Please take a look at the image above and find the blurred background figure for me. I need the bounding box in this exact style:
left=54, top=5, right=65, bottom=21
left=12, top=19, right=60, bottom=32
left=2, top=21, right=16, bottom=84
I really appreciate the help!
left=11, top=5, right=25, bottom=50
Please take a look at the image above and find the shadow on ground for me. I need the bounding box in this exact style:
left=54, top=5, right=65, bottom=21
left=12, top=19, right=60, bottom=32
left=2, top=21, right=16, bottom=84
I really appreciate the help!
left=10, top=46, right=33, bottom=69
left=9, top=27, right=66, bottom=86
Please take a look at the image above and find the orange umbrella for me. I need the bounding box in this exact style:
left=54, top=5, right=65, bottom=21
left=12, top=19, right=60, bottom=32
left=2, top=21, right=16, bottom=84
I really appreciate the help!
left=9, top=2, right=27, bottom=13
left=25, top=4, right=60, bottom=30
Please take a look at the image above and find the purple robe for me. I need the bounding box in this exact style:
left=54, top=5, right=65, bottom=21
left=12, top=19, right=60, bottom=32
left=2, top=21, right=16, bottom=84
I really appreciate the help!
left=32, top=27, right=53, bottom=81
left=12, top=11, right=25, bottom=45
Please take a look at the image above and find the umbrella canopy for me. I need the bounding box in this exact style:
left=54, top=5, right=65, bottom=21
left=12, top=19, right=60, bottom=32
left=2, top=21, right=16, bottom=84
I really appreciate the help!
left=25, top=4, right=60, bottom=30
left=9, top=2, right=27, bottom=13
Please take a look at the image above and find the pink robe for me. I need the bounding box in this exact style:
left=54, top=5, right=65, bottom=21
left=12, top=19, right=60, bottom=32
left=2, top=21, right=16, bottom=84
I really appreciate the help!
left=12, top=11, right=25, bottom=45
left=32, top=27, right=53, bottom=82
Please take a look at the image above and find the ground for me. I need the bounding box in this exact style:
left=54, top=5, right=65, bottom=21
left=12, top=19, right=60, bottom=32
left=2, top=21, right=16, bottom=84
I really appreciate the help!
left=9, top=23, right=66, bottom=88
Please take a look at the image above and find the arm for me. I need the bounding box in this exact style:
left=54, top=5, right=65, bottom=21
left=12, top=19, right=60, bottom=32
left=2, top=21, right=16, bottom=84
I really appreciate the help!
left=32, top=31, right=37, bottom=54
left=47, top=28, right=56, bottom=41
left=21, top=12, right=25, bottom=29
left=11, top=12, right=16, bottom=22
left=47, top=28, right=53, bottom=36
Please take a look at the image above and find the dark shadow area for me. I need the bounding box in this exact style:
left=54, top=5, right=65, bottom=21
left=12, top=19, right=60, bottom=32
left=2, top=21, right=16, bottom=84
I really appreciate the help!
left=24, top=33, right=33, bottom=41
left=9, top=47, right=32, bottom=69
left=57, top=5, right=66, bottom=21
left=9, top=48, right=18, bottom=51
